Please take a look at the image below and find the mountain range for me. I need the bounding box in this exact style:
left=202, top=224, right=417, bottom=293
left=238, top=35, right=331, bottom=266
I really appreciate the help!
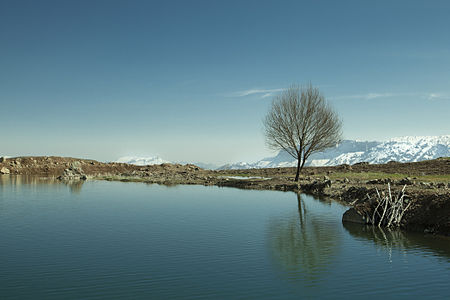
left=116, top=135, right=450, bottom=170
left=218, top=135, right=450, bottom=169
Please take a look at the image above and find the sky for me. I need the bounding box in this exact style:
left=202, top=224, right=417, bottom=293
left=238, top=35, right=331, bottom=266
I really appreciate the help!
left=1, top=0, right=449, bottom=164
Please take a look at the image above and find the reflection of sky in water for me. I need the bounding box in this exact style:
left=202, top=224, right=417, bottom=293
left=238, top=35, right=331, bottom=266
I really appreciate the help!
left=0, top=178, right=449, bottom=299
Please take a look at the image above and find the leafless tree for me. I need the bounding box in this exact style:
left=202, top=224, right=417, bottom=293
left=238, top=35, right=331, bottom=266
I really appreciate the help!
left=263, top=84, right=342, bottom=181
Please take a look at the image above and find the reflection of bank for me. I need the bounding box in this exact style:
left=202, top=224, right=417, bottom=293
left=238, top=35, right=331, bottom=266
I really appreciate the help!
left=0, top=175, right=84, bottom=194
left=343, top=222, right=450, bottom=262
left=267, top=193, right=341, bottom=284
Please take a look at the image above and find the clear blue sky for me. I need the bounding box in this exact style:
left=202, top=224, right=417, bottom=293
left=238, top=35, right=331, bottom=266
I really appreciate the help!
left=1, top=0, right=449, bottom=164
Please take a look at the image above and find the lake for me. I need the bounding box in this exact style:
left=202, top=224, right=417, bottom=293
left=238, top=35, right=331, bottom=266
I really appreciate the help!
left=1, top=176, right=449, bottom=299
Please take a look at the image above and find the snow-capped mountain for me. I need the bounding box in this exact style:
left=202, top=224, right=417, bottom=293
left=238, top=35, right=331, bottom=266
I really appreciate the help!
left=327, top=135, right=450, bottom=165
left=217, top=140, right=376, bottom=169
left=116, top=136, right=449, bottom=169
left=218, top=135, right=450, bottom=169
left=116, top=156, right=170, bottom=166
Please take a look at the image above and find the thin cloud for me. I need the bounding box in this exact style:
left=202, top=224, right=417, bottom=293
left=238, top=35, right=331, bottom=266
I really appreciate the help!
left=427, top=93, right=450, bottom=101
left=331, top=92, right=450, bottom=101
left=231, top=84, right=334, bottom=99
left=234, top=89, right=450, bottom=102
left=330, top=93, right=400, bottom=100
left=233, top=88, right=284, bottom=98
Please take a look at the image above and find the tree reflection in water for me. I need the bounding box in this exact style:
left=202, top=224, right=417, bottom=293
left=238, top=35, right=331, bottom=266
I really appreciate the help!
left=267, top=193, right=341, bottom=284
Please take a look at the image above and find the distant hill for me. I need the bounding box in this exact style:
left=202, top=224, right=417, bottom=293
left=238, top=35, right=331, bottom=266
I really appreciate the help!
left=115, top=156, right=220, bottom=170
left=115, top=156, right=170, bottom=166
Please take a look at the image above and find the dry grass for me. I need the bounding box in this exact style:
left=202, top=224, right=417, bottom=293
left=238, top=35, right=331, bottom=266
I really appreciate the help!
left=326, top=172, right=450, bottom=183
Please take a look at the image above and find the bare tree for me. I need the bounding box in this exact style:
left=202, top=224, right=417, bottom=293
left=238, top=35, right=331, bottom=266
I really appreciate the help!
left=263, top=84, right=342, bottom=181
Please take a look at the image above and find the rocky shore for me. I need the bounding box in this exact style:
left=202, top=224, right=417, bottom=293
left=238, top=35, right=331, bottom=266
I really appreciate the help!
left=1, top=156, right=449, bottom=236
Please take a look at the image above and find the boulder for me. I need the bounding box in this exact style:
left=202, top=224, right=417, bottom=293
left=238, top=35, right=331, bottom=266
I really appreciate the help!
left=398, top=177, right=413, bottom=185
left=366, top=178, right=392, bottom=185
left=0, top=167, right=10, bottom=174
left=57, top=167, right=87, bottom=181
left=0, top=157, right=6, bottom=163
left=300, top=179, right=332, bottom=194
left=342, top=208, right=366, bottom=224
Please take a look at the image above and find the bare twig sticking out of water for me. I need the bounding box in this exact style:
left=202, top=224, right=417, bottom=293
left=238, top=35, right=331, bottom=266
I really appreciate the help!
left=364, top=183, right=411, bottom=227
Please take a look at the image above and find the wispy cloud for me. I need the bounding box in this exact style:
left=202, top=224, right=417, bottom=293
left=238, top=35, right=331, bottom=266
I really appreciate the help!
left=427, top=93, right=450, bottom=101
left=232, top=88, right=285, bottom=98
left=331, top=92, right=450, bottom=101
left=233, top=89, right=450, bottom=102
left=330, top=93, right=403, bottom=100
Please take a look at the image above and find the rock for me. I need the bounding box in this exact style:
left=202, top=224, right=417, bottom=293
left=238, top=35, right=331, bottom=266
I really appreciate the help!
left=399, top=177, right=413, bottom=185
left=0, top=157, right=6, bottom=163
left=343, top=177, right=349, bottom=183
left=435, top=182, right=445, bottom=189
left=323, top=175, right=330, bottom=181
left=57, top=166, right=87, bottom=181
left=300, top=179, right=332, bottom=194
left=0, top=167, right=10, bottom=174
left=366, top=178, right=392, bottom=184
left=342, top=208, right=366, bottom=224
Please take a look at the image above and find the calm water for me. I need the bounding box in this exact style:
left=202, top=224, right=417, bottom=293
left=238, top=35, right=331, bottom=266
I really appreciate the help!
left=1, top=176, right=449, bottom=299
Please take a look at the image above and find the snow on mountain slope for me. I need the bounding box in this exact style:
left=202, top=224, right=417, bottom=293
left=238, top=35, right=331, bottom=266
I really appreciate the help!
left=116, top=156, right=170, bottom=166
left=218, top=140, right=378, bottom=169
left=116, top=136, right=449, bottom=169
left=218, top=135, right=450, bottom=169
left=328, top=135, right=450, bottom=165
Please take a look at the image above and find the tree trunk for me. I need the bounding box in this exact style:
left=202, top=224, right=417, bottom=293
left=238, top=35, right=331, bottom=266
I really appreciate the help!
left=294, top=157, right=301, bottom=181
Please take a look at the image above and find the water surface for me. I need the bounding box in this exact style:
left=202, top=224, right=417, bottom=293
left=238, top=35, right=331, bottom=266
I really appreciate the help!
left=1, top=176, right=449, bottom=299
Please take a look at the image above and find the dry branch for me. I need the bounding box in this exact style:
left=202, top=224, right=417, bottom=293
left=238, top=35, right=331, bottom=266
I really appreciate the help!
left=366, top=183, right=411, bottom=227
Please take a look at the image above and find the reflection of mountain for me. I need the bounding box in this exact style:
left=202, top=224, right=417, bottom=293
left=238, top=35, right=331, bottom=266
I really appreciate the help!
left=343, top=223, right=450, bottom=262
left=267, top=194, right=341, bottom=284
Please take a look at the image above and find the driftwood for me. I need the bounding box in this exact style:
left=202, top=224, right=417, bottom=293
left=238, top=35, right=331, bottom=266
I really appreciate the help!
left=363, top=183, right=411, bottom=227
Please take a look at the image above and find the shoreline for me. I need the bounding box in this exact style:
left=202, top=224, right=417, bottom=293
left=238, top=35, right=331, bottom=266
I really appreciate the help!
left=1, top=156, right=449, bottom=236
